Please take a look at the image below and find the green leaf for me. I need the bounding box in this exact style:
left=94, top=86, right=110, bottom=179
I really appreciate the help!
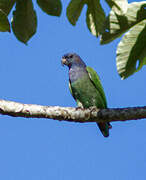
left=116, top=19, right=146, bottom=79
left=86, top=0, right=106, bottom=37
left=0, top=9, right=10, bottom=32
left=105, top=0, right=128, bottom=15
left=0, top=0, right=15, bottom=15
left=136, top=48, right=146, bottom=72
left=67, top=0, right=86, bottom=25
left=67, top=0, right=105, bottom=37
left=37, top=0, right=62, bottom=16
left=101, top=1, right=146, bottom=44
left=11, top=0, right=37, bottom=44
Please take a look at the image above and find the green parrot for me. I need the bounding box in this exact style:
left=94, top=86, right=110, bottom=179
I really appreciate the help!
left=62, top=53, right=111, bottom=137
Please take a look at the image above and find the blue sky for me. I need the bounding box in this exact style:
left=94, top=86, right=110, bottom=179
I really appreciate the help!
left=0, top=0, right=146, bottom=179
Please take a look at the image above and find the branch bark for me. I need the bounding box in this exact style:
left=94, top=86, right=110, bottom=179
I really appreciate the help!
left=0, top=99, right=146, bottom=123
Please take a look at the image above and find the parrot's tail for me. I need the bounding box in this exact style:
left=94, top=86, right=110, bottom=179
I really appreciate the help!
left=97, top=122, right=112, bottom=137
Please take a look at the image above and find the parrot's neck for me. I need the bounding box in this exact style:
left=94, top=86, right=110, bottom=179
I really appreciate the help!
left=69, top=65, right=87, bottom=83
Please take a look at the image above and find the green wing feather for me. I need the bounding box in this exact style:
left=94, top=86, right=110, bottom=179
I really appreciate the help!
left=87, top=66, right=110, bottom=137
left=86, top=66, right=107, bottom=108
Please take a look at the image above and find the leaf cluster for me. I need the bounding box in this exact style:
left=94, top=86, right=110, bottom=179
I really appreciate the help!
left=0, top=0, right=62, bottom=43
left=0, top=0, right=145, bottom=78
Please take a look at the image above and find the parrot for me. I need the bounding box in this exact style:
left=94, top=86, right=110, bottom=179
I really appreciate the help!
left=61, top=53, right=111, bottom=137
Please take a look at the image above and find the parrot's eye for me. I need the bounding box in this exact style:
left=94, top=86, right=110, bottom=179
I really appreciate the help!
left=69, top=55, right=73, bottom=58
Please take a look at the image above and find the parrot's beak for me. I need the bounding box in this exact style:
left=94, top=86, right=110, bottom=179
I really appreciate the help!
left=61, top=58, right=68, bottom=66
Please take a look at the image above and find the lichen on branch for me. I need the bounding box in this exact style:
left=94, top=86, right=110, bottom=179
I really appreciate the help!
left=0, top=99, right=146, bottom=123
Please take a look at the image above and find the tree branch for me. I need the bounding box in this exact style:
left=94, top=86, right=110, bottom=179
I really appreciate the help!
left=0, top=99, right=146, bottom=123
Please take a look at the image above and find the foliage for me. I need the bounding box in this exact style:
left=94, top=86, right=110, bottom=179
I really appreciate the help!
left=11, top=0, right=37, bottom=44
left=67, top=0, right=106, bottom=37
left=101, top=1, right=146, bottom=79
left=0, top=9, right=10, bottom=32
left=0, top=0, right=145, bottom=78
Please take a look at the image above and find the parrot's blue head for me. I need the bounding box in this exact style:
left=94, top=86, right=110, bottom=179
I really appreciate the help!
left=61, top=53, right=86, bottom=68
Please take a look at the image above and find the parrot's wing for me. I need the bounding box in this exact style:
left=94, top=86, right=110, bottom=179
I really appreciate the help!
left=69, top=81, right=83, bottom=108
left=87, top=66, right=112, bottom=135
left=86, top=66, right=107, bottom=108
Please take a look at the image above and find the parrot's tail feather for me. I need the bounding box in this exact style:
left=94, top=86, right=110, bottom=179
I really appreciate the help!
left=97, top=122, right=110, bottom=137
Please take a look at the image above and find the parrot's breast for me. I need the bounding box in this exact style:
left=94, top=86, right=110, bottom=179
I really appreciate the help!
left=71, top=76, right=105, bottom=108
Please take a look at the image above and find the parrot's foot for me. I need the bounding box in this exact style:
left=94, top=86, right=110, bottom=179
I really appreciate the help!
left=76, top=107, right=83, bottom=111
left=88, top=106, right=98, bottom=112
left=108, top=123, right=112, bottom=129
